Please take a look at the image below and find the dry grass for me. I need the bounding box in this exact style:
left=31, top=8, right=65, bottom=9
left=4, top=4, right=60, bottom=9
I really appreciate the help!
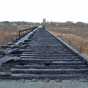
left=0, top=31, right=17, bottom=45
left=50, top=31, right=88, bottom=55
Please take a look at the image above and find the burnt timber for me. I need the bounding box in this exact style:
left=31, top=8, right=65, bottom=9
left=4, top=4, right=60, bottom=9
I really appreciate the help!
left=0, top=25, right=88, bottom=80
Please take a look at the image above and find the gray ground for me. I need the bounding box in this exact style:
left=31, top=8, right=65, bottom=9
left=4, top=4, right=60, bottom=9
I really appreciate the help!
left=0, top=80, right=88, bottom=88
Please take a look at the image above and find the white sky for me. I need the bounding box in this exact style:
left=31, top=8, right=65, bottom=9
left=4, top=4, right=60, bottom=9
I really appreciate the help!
left=0, top=0, right=88, bottom=22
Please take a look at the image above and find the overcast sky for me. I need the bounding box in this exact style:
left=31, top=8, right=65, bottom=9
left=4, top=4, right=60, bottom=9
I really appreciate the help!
left=0, top=0, right=88, bottom=22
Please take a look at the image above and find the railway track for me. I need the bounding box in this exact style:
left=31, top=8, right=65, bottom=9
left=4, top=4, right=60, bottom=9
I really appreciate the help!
left=0, top=25, right=88, bottom=80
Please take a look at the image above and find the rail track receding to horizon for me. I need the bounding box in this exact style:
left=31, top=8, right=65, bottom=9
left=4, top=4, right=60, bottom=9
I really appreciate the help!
left=0, top=25, right=88, bottom=80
